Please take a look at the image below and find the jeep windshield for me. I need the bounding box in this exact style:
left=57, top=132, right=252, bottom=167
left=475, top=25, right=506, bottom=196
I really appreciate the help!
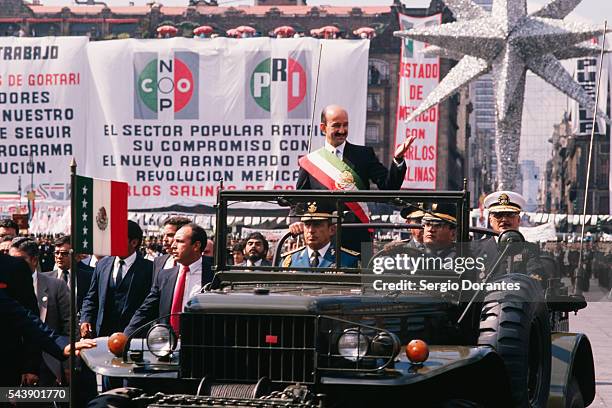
left=210, top=189, right=485, bottom=302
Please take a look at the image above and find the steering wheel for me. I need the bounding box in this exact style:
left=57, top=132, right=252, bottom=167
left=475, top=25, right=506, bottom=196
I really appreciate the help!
left=272, top=231, right=299, bottom=266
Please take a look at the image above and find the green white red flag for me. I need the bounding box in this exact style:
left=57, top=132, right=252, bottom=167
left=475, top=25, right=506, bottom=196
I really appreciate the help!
left=74, top=175, right=128, bottom=256
left=298, top=148, right=371, bottom=227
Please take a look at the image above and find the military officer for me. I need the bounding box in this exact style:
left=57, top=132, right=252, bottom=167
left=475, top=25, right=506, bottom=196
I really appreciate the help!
left=472, top=191, right=546, bottom=283
left=421, top=203, right=458, bottom=259
left=401, top=203, right=426, bottom=251
left=281, top=202, right=360, bottom=269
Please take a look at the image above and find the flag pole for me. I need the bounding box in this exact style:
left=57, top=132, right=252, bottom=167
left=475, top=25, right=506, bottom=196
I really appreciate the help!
left=69, top=158, right=77, bottom=408
left=307, top=43, right=323, bottom=154
left=577, top=21, right=607, bottom=295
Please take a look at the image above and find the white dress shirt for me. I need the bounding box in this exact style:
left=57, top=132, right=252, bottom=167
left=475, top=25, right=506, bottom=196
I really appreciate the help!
left=113, top=251, right=137, bottom=282
left=246, top=259, right=264, bottom=267
left=174, top=257, right=203, bottom=311
left=325, top=141, right=346, bottom=160
left=163, top=254, right=176, bottom=270
left=307, top=242, right=331, bottom=264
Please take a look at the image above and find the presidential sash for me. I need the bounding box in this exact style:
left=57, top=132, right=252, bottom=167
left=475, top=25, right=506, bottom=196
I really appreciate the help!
left=299, top=148, right=371, bottom=227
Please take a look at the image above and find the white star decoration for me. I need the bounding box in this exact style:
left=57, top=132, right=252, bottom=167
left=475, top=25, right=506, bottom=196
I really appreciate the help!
left=82, top=213, right=88, bottom=222
left=82, top=199, right=88, bottom=208
left=83, top=240, right=88, bottom=248
left=83, top=226, right=88, bottom=235
left=82, top=185, right=88, bottom=195
left=395, top=0, right=610, bottom=190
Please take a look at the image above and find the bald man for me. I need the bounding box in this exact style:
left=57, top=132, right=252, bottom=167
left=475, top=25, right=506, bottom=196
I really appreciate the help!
left=293, top=104, right=415, bottom=252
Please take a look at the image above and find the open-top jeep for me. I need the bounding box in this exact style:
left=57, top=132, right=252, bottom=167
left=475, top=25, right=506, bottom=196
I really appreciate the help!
left=82, top=189, right=595, bottom=408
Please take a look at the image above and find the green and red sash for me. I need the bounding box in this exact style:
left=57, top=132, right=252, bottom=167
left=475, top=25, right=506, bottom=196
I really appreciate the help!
left=299, top=148, right=371, bottom=227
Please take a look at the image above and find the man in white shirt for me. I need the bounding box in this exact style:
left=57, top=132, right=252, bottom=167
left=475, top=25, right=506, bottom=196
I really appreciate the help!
left=124, top=222, right=211, bottom=337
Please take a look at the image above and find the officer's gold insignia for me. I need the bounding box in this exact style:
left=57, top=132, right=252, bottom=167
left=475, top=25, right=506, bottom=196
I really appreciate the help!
left=432, top=203, right=438, bottom=211
left=498, top=193, right=510, bottom=206
left=282, top=256, right=292, bottom=267
left=307, top=202, right=317, bottom=213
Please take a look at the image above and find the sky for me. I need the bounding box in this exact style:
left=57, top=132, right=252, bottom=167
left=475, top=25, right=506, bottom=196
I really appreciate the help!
left=38, top=0, right=612, bottom=24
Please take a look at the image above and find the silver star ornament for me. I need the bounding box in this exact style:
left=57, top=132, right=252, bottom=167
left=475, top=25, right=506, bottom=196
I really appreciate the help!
left=395, top=0, right=610, bottom=190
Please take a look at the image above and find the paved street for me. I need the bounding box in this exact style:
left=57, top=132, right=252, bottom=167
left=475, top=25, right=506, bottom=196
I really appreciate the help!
left=570, top=280, right=612, bottom=407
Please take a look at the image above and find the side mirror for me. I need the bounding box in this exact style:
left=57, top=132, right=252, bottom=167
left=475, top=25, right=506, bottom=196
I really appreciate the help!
left=497, top=230, right=525, bottom=257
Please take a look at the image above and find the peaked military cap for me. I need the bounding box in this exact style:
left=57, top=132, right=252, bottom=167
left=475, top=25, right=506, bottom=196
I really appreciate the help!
left=483, top=191, right=526, bottom=213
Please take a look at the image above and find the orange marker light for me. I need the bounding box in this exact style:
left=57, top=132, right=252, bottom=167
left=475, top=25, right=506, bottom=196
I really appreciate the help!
left=405, top=339, right=429, bottom=363
left=108, top=332, right=128, bottom=357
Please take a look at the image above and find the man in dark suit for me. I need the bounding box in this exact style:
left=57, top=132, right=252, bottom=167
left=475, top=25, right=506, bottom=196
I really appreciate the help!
left=79, top=220, right=153, bottom=391
left=10, top=237, right=70, bottom=386
left=46, top=235, right=94, bottom=317
left=292, top=104, right=417, bottom=252
left=471, top=191, right=546, bottom=284
left=153, top=216, right=191, bottom=282
left=79, top=220, right=153, bottom=339
left=0, top=289, right=96, bottom=386
left=124, top=223, right=211, bottom=338
left=239, top=232, right=271, bottom=267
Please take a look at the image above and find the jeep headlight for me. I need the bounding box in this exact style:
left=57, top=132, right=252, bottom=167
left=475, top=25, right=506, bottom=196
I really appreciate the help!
left=146, top=324, right=177, bottom=358
left=337, top=329, right=369, bottom=361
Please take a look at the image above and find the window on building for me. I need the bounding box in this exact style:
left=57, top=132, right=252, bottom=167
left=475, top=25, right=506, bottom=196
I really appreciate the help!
left=366, top=124, right=380, bottom=143
left=368, top=59, right=390, bottom=85
left=367, top=93, right=382, bottom=112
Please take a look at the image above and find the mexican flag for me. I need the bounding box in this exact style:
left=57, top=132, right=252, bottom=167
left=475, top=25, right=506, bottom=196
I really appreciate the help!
left=74, top=175, right=128, bottom=256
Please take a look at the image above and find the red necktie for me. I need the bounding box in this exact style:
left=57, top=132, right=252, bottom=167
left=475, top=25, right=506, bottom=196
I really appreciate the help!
left=170, top=265, right=189, bottom=335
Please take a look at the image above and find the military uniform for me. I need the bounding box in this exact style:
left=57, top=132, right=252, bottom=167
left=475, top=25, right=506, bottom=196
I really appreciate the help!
left=281, top=244, right=360, bottom=268
left=285, top=201, right=360, bottom=269
left=471, top=237, right=546, bottom=283
left=473, top=191, right=547, bottom=284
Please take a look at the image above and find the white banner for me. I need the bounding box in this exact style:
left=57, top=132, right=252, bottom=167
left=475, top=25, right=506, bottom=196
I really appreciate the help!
left=395, top=13, right=441, bottom=190
left=0, top=37, right=88, bottom=205
left=520, top=222, right=558, bottom=243
left=85, top=37, right=369, bottom=209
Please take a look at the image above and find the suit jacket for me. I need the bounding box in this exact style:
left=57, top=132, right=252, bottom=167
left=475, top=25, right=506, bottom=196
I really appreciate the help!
left=124, top=257, right=214, bottom=337
left=296, top=142, right=406, bottom=191
left=281, top=244, right=359, bottom=268
left=36, top=272, right=70, bottom=383
left=153, top=253, right=172, bottom=282
left=79, top=255, right=153, bottom=336
left=44, top=262, right=94, bottom=315
left=0, top=289, right=68, bottom=386
left=0, top=253, right=41, bottom=376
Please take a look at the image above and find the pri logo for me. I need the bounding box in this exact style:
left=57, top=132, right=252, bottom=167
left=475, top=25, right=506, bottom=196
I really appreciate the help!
left=246, top=52, right=310, bottom=119
left=134, top=51, right=199, bottom=120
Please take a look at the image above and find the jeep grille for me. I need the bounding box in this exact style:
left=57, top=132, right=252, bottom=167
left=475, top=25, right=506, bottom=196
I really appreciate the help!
left=180, top=313, right=317, bottom=384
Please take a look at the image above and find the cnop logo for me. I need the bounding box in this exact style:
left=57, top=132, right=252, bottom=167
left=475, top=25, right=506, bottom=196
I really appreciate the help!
left=246, top=51, right=311, bottom=119
left=134, top=51, right=199, bottom=120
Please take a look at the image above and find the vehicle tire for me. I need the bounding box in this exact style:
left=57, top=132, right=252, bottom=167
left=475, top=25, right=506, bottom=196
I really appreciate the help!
left=477, top=273, right=551, bottom=408
left=565, top=377, right=584, bottom=408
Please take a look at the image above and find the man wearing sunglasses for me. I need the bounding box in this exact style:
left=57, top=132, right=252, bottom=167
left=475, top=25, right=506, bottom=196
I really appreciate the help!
left=44, top=235, right=94, bottom=316
left=473, top=191, right=545, bottom=283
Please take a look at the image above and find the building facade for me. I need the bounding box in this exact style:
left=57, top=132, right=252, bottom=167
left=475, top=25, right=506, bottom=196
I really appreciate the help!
left=1, top=0, right=465, bottom=191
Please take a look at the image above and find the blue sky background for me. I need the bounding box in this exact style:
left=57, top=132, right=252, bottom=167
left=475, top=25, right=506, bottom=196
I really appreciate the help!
left=39, top=0, right=611, bottom=25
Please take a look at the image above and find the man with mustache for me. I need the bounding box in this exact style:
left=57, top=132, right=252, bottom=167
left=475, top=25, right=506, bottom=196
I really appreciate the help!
left=292, top=105, right=416, bottom=253
left=239, top=232, right=271, bottom=267
left=472, top=191, right=546, bottom=283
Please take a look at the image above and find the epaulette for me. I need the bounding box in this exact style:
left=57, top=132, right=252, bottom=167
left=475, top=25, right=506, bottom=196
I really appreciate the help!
left=340, top=247, right=360, bottom=256
left=281, top=246, right=305, bottom=258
